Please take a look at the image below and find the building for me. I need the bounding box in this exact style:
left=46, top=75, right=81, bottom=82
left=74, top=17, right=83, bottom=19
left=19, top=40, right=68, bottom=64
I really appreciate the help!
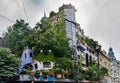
left=49, top=4, right=112, bottom=81
left=59, top=4, right=77, bottom=46
left=99, top=50, right=111, bottom=83
left=110, top=60, right=120, bottom=83
left=108, top=47, right=116, bottom=60
left=49, top=4, right=87, bottom=77
left=18, top=47, right=54, bottom=74
left=18, top=47, right=34, bottom=74
left=50, top=4, right=82, bottom=47
left=108, top=47, right=120, bottom=83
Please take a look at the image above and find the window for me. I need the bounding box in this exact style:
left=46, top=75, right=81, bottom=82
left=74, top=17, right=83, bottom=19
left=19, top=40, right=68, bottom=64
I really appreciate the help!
left=100, top=58, right=102, bottom=61
left=34, top=63, right=38, bottom=69
left=25, top=53, right=26, bottom=58
left=86, top=53, right=89, bottom=67
left=30, top=52, right=32, bottom=57
left=105, top=61, right=107, bottom=65
left=43, top=62, right=51, bottom=68
left=90, top=56, right=92, bottom=65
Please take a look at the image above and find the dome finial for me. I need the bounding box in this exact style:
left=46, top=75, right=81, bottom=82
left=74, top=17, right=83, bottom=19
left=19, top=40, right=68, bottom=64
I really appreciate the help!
left=109, top=47, right=113, bottom=51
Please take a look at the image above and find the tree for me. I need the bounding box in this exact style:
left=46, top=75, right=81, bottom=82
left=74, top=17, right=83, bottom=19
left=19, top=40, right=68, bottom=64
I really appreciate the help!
left=54, top=57, right=73, bottom=78
left=85, top=37, right=101, bottom=51
left=34, top=52, right=55, bottom=62
left=4, top=19, right=33, bottom=56
left=0, top=47, right=19, bottom=81
left=99, top=67, right=108, bottom=80
left=30, top=16, right=71, bottom=58
left=79, top=64, right=108, bottom=81
left=82, top=65, right=99, bottom=81
left=54, top=57, right=73, bottom=70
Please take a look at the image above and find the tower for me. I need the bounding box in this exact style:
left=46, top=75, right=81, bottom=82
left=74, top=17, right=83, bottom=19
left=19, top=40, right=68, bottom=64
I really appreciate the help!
left=41, top=11, right=48, bottom=22
left=17, top=47, right=34, bottom=74
left=59, top=4, right=77, bottom=46
left=108, top=47, right=116, bottom=60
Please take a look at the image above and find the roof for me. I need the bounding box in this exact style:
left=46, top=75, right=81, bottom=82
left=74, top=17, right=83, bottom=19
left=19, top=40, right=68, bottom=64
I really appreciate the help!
left=100, top=51, right=111, bottom=62
left=59, top=4, right=76, bottom=11
left=108, top=47, right=116, bottom=60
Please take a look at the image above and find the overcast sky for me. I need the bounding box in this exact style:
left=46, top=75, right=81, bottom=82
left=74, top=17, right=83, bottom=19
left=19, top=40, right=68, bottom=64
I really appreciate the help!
left=0, top=0, right=120, bottom=60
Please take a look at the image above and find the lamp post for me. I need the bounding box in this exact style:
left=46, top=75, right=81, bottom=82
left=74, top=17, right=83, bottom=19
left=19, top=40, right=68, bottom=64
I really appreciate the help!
left=95, top=46, right=101, bottom=83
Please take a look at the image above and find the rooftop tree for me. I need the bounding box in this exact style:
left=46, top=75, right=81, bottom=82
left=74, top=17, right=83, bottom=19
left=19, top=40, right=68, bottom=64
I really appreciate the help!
left=85, top=37, right=101, bottom=51
left=30, top=16, right=71, bottom=58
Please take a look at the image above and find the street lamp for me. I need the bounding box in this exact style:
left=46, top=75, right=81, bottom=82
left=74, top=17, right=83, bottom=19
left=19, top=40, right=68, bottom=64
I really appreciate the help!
left=95, top=46, right=101, bottom=83
left=73, top=46, right=79, bottom=83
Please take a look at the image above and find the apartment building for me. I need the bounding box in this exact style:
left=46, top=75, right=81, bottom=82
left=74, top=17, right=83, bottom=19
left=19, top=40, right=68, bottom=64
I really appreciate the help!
left=99, top=50, right=111, bottom=83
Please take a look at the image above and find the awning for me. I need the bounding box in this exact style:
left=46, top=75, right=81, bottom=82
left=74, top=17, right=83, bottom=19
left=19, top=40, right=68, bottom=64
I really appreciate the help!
left=77, top=45, right=86, bottom=51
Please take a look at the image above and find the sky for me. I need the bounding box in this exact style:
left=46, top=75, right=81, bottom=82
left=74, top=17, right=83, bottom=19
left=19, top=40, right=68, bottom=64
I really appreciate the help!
left=0, top=0, right=120, bottom=60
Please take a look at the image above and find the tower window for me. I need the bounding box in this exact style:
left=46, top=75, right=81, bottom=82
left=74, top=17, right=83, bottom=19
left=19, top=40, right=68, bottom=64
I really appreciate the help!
left=30, top=52, right=32, bottom=57
left=25, top=53, right=26, bottom=58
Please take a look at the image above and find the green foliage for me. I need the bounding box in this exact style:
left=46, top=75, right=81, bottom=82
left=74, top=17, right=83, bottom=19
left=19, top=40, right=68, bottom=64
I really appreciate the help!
left=4, top=19, right=33, bottom=56
left=2, top=10, right=71, bottom=58
left=34, top=53, right=46, bottom=62
left=54, top=57, right=74, bottom=78
left=80, top=65, right=99, bottom=81
left=52, top=11, right=71, bottom=58
left=52, top=29, right=70, bottom=58
left=0, top=47, right=19, bottom=81
left=85, top=37, right=101, bottom=51
left=47, top=52, right=55, bottom=62
left=79, top=64, right=108, bottom=81
left=30, top=15, right=71, bottom=58
left=34, top=52, right=55, bottom=62
left=54, top=57, right=73, bottom=71
left=99, top=67, right=108, bottom=80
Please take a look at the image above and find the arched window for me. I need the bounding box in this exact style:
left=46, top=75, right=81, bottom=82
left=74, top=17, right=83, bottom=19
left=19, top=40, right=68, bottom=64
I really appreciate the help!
left=90, top=55, right=92, bottom=65
left=30, top=52, right=32, bottom=57
left=25, top=53, right=26, bottom=58
left=43, top=62, right=51, bottom=68
left=86, top=53, right=89, bottom=67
